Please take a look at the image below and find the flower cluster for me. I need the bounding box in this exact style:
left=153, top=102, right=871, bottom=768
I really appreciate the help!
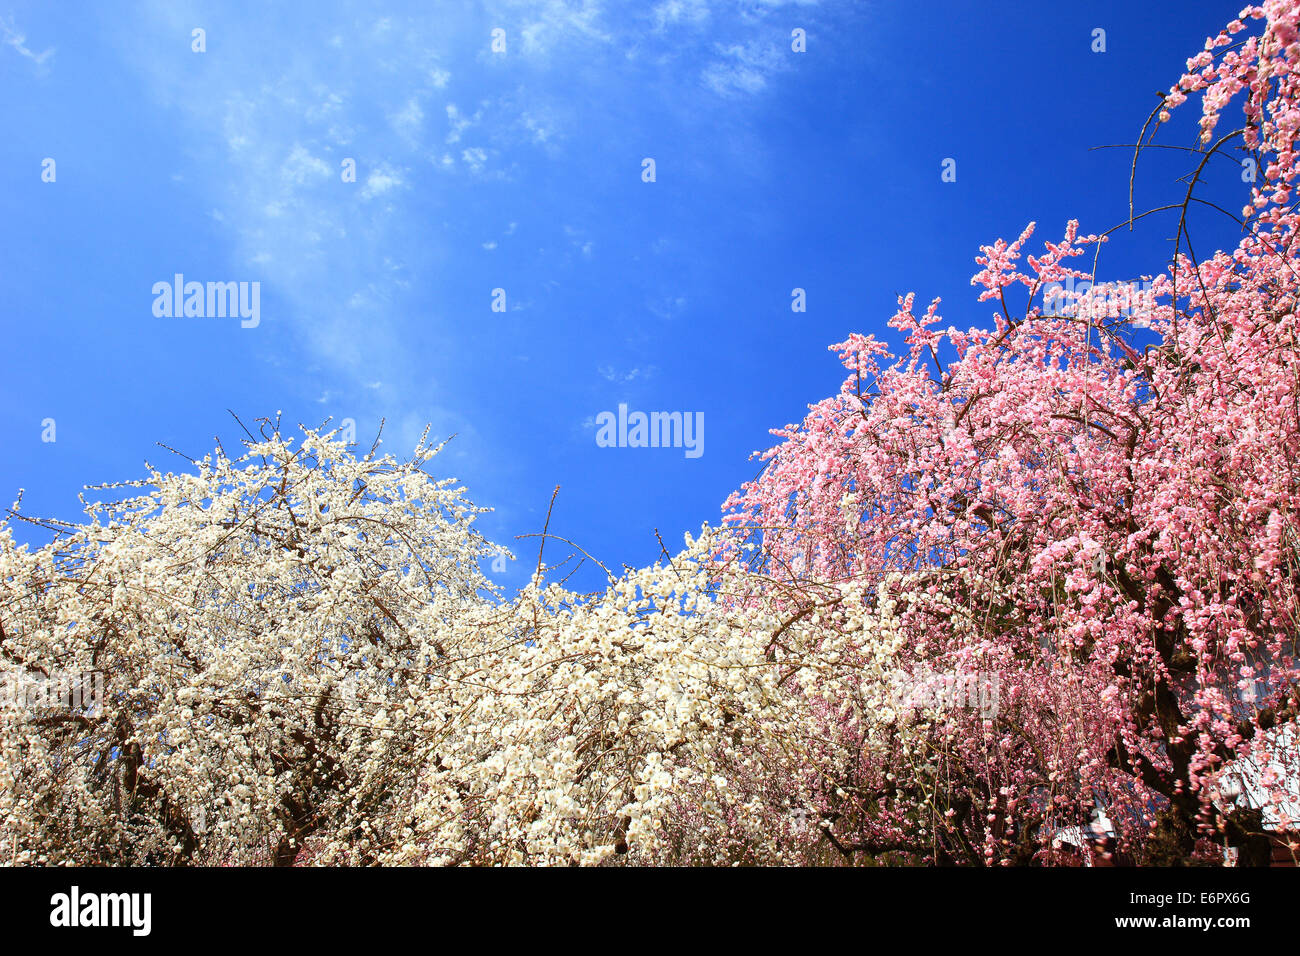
left=720, top=1, right=1300, bottom=864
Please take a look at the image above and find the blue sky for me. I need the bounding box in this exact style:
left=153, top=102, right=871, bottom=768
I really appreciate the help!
left=0, top=0, right=1252, bottom=592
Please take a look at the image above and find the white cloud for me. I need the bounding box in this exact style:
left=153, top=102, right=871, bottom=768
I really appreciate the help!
left=281, top=145, right=331, bottom=184
left=506, top=0, right=611, bottom=56
left=391, top=97, right=425, bottom=139
left=598, top=364, right=656, bottom=384
left=361, top=164, right=405, bottom=198
left=461, top=147, right=488, bottom=172
left=647, top=294, right=687, bottom=320
left=305, top=92, right=345, bottom=122
left=1, top=16, right=53, bottom=67
left=652, top=0, right=710, bottom=30
left=445, top=103, right=479, bottom=144
left=702, top=40, right=784, bottom=97
left=521, top=111, right=553, bottom=144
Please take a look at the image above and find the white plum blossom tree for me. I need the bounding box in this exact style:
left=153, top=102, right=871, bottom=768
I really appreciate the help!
left=0, top=418, right=504, bottom=864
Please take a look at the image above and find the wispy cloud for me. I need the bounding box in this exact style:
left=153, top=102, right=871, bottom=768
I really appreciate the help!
left=652, top=0, right=711, bottom=30
left=445, top=103, right=479, bottom=144
left=390, top=97, right=425, bottom=141
left=702, top=40, right=786, bottom=97
left=488, top=0, right=612, bottom=56
left=1, top=15, right=53, bottom=67
left=598, top=364, right=656, bottom=384
left=361, top=163, right=405, bottom=199
left=105, top=0, right=827, bottom=488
